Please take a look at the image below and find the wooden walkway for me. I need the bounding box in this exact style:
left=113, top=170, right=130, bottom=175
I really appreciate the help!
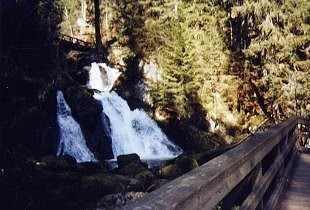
left=278, top=153, right=310, bottom=210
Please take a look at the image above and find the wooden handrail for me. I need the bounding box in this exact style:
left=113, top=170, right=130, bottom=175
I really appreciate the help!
left=123, top=117, right=310, bottom=210
left=296, top=117, right=310, bottom=152
left=60, top=34, right=93, bottom=48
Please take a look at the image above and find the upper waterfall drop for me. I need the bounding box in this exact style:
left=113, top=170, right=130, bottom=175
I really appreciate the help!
left=56, top=90, right=97, bottom=163
left=88, top=62, right=183, bottom=160
left=88, top=62, right=121, bottom=92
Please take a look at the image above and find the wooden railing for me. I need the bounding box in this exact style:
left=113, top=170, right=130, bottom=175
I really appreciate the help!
left=296, top=118, right=310, bottom=153
left=60, top=34, right=93, bottom=48
left=124, top=117, right=310, bottom=210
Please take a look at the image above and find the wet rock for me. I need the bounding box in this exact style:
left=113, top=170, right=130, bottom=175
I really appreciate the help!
left=63, top=86, right=102, bottom=130
left=117, top=153, right=142, bottom=168
left=159, top=164, right=183, bottom=180
left=62, top=154, right=77, bottom=165
left=62, top=85, right=113, bottom=159
left=77, top=161, right=107, bottom=175
left=84, top=115, right=114, bottom=160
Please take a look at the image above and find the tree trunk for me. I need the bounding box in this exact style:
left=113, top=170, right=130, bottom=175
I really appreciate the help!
left=94, top=0, right=103, bottom=54
left=249, top=80, right=272, bottom=120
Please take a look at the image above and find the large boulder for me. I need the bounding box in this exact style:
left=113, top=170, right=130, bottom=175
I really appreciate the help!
left=168, top=120, right=224, bottom=152
left=117, top=153, right=143, bottom=169
left=77, top=161, right=108, bottom=175
left=63, top=86, right=102, bottom=130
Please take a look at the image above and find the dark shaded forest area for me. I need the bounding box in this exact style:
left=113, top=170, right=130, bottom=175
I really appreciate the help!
left=1, top=0, right=64, bottom=164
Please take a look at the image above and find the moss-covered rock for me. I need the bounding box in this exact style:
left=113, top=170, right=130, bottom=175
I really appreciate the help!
left=126, top=178, right=145, bottom=192
left=159, top=164, right=183, bottom=180
left=81, top=173, right=125, bottom=195
left=117, top=162, right=155, bottom=190
left=174, top=156, right=199, bottom=174
left=81, top=173, right=144, bottom=197
left=135, top=170, right=155, bottom=189
left=39, top=155, right=76, bottom=171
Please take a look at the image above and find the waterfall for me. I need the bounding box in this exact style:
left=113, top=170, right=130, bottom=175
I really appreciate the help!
left=94, top=92, right=183, bottom=159
left=56, top=91, right=96, bottom=163
left=89, top=62, right=121, bottom=92
left=89, top=62, right=183, bottom=160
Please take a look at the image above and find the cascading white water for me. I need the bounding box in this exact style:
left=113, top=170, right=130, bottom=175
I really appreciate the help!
left=88, top=62, right=183, bottom=160
left=56, top=90, right=97, bottom=163
left=94, top=91, right=183, bottom=159
left=89, top=62, right=121, bottom=92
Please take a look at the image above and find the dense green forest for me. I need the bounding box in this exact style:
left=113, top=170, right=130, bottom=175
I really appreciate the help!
left=0, top=0, right=309, bottom=209
left=57, top=0, right=309, bottom=134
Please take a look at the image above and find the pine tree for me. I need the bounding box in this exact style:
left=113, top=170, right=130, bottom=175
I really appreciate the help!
left=231, top=0, right=310, bottom=119
left=153, top=2, right=197, bottom=119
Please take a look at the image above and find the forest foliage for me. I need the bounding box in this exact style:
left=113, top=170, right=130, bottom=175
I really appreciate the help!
left=57, top=0, right=308, bottom=138
left=1, top=0, right=310, bottom=143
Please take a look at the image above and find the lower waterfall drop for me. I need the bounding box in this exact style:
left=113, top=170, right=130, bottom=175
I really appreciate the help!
left=56, top=90, right=97, bottom=163
left=94, top=91, right=183, bottom=160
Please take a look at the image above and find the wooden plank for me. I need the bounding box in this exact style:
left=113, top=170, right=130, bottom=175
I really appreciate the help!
left=286, top=181, right=310, bottom=189
left=293, top=171, right=310, bottom=175
left=282, top=195, right=310, bottom=204
left=285, top=187, right=310, bottom=194
left=277, top=152, right=310, bottom=210
left=300, top=153, right=310, bottom=161
left=265, top=149, right=297, bottom=210
left=283, top=190, right=310, bottom=198
left=293, top=165, right=310, bottom=170
left=289, top=175, right=310, bottom=182
left=279, top=202, right=310, bottom=210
